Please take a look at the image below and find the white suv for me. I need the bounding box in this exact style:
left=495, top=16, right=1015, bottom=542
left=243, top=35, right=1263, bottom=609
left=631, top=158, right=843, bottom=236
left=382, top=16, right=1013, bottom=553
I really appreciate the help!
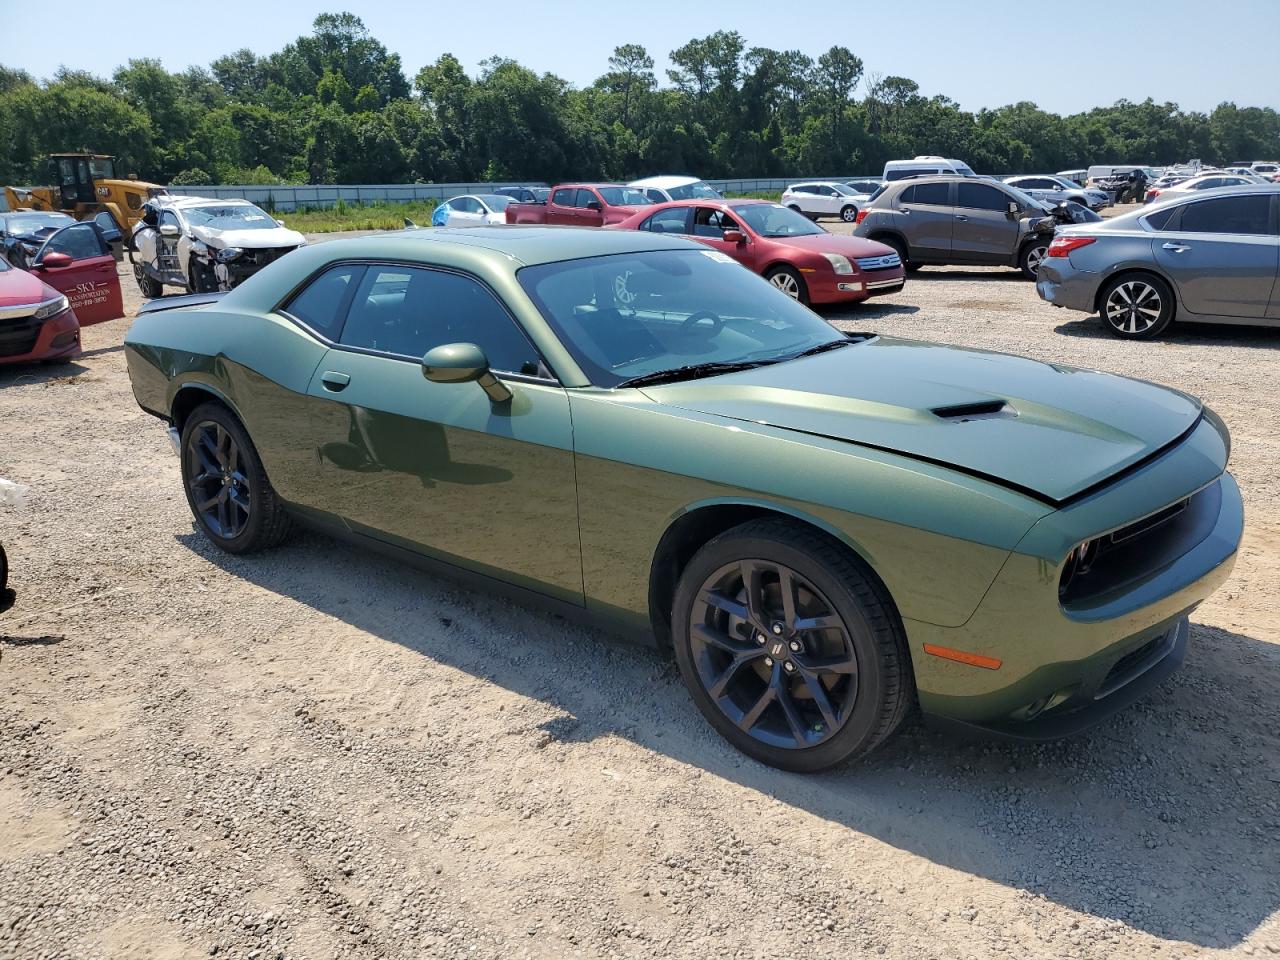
left=780, top=182, right=863, bottom=222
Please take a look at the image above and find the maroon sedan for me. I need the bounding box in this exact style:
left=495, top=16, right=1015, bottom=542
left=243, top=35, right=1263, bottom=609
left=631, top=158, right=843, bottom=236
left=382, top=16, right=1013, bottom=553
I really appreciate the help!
left=609, top=199, right=905, bottom=305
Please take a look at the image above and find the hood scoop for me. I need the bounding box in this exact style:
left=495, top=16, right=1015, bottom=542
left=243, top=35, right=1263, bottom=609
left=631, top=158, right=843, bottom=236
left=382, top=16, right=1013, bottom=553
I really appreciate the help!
left=932, top=400, right=1016, bottom=422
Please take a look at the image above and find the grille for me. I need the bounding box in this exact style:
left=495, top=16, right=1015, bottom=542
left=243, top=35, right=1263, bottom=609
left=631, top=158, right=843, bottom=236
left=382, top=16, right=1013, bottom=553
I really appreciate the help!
left=0, top=316, right=43, bottom=358
left=242, top=246, right=298, bottom=267
left=855, top=252, right=901, bottom=271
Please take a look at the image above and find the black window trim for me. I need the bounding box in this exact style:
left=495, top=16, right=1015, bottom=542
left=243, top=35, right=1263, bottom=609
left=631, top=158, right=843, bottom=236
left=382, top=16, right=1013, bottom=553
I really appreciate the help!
left=274, top=258, right=562, bottom=384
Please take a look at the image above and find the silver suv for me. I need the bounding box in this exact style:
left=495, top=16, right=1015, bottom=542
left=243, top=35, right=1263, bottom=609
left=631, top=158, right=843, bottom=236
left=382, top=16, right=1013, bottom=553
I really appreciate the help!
left=853, top=176, right=1056, bottom=278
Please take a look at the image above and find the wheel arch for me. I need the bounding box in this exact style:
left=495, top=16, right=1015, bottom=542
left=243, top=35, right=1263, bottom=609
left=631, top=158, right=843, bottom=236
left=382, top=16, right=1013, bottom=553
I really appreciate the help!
left=169, top=381, right=242, bottom=432
left=865, top=228, right=908, bottom=252
left=1091, top=266, right=1179, bottom=319
left=647, top=498, right=896, bottom=653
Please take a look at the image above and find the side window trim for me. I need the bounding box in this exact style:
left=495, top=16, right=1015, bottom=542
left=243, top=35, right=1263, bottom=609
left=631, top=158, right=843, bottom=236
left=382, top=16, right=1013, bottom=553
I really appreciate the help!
left=279, top=259, right=559, bottom=382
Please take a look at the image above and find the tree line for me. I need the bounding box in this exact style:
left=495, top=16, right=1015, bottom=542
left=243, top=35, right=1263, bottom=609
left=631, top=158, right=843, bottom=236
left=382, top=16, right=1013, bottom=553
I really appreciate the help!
left=2, top=12, right=1278, bottom=189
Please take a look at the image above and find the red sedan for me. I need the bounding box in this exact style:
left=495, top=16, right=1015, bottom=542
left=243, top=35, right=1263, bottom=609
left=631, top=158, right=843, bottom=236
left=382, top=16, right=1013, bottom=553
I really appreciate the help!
left=0, top=220, right=124, bottom=366
left=609, top=199, right=905, bottom=305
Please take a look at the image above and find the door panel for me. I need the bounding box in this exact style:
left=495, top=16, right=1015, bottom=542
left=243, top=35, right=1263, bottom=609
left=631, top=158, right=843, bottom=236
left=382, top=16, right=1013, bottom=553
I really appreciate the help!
left=35, top=223, right=124, bottom=325
left=306, top=351, right=584, bottom=602
left=899, top=183, right=954, bottom=258
left=952, top=183, right=1020, bottom=262
left=1154, top=234, right=1278, bottom=318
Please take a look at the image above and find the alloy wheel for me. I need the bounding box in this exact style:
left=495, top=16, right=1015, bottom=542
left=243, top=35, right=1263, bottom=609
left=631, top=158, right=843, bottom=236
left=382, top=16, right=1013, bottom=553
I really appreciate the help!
left=186, top=421, right=251, bottom=539
left=1024, top=244, right=1048, bottom=275
left=1104, top=280, right=1162, bottom=334
left=688, top=559, right=859, bottom=751
left=769, top=272, right=801, bottom=299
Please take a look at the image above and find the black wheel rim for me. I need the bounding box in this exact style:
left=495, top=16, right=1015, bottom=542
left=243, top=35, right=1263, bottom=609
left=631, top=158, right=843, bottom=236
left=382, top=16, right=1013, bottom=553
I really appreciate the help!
left=690, top=559, right=859, bottom=751
left=187, top=421, right=250, bottom=539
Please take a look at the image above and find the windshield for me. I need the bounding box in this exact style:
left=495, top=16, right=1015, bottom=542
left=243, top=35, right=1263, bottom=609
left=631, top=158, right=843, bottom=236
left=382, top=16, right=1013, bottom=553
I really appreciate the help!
left=829, top=183, right=856, bottom=197
left=478, top=194, right=513, bottom=210
left=517, top=249, right=844, bottom=387
left=182, top=204, right=278, bottom=230
left=5, top=213, right=75, bottom=234
left=597, top=187, right=653, bottom=206
left=1001, top=182, right=1044, bottom=210
left=954, top=163, right=977, bottom=177
left=666, top=180, right=723, bottom=201
left=730, top=203, right=825, bottom=238
left=847, top=181, right=881, bottom=193
left=530, top=188, right=550, bottom=202
left=0, top=257, right=9, bottom=272
left=89, top=157, right=116, bottom=180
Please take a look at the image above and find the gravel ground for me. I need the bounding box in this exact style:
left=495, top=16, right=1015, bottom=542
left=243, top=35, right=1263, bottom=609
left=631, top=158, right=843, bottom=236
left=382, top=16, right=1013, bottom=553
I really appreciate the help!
left=1, top=213, right=1278, bottom=960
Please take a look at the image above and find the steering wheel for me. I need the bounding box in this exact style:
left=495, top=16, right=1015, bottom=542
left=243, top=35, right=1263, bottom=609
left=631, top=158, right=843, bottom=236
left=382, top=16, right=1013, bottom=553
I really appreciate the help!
left=680, top=310, right=723, bottom=336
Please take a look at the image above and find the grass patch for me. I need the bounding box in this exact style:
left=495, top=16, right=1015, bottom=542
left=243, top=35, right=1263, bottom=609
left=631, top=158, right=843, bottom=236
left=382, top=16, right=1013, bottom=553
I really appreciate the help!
left=725, top=190, right=782, bottom=201
left=278, top=199, right=439, bottom=233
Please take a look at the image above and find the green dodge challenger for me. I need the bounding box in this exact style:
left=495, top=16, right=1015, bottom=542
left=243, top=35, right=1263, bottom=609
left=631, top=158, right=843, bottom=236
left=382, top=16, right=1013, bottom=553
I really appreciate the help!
left=125, top=227, right=1242, bottom=772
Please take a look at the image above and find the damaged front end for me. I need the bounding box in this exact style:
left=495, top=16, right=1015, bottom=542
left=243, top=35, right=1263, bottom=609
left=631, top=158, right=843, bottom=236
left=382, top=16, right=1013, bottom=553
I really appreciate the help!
left=200, top=244, right=303, bottom=291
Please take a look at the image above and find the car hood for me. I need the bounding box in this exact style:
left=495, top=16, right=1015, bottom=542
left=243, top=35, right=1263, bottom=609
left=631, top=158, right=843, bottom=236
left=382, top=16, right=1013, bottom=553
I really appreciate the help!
left=11, top=226, right=62, bottom=245
left=766, top=234, right=896, bottom=258
left=190, top=224, right=306, bottom=249
left=0, top=267, right=57, bottom=308
left=640, top=337, right=1202, bottom=504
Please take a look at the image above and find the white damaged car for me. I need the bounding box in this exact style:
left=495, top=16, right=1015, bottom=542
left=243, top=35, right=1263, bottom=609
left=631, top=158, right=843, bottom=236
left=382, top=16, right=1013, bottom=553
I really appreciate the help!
left=129, top=196, right=306, bottom=297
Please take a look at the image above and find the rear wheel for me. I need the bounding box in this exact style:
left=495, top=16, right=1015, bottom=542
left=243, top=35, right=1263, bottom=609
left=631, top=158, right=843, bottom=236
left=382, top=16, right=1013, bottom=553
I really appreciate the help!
left=877, top=235, right=916, bottom=272
left=1019, top=239, right=1051, bottom=279
left=671, top=519, right=913, bottom=772
left=840, top=205, right=857, bottom=223
left=765, top=265, right=809, bottom=305
left=180, top=402, right=291, bottom=554
left=1098, top=273, right=1174, bottom=339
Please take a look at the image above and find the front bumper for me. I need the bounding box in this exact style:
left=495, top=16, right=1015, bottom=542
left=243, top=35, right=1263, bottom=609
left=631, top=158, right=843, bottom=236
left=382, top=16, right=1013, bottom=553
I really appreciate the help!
left=809, top=267, right=906, bottom=304
left=0, top=308, right=82, bottom=366
left=908, top=432, right=1242, bottom=739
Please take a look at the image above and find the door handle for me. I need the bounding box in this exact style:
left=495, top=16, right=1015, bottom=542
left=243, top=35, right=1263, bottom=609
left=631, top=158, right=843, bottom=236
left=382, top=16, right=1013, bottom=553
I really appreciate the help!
left=954, top=215, right=968, bottom=221
left=320, top=371, right=351, bottom=392
left=1161, top=242, right=1190, bottom=252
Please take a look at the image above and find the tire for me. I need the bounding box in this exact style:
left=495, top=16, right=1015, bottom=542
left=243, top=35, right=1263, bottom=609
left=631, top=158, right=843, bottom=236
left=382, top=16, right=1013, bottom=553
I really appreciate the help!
left=671, top=518, right=914, bottom=773
left=840, top=205, right=857, bottom=223
left=180, top=401, right=291, bottom=554
left=1019, top=239, right=1051, bottom=279
left=1097, top=273, right=1174, bottom=340
left=133, top=265, right=161, bottom=299
left=187, top=256, right=209, bottom=295
left=764, top=265, right=809, bottom=305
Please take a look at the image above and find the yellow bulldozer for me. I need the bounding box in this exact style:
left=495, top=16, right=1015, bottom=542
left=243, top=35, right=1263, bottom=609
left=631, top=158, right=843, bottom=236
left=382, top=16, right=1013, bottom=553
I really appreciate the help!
left=3, top=153, right=167, bottom=235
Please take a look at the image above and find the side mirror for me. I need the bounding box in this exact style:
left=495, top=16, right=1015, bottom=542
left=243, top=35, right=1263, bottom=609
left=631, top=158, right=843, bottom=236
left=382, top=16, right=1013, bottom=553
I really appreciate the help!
left=421, top=342, right=511, bottom=403
left=159, top=224, right=180, bottom=238
left=1007, top=201, right=1021, bottom=217
left=276, top=219, right=286, bottom=227
left=36, top=251, right=73, bottom=270
left=722, top=229, right=746, bottom=244
left=585, top=200, right=602, bottom=212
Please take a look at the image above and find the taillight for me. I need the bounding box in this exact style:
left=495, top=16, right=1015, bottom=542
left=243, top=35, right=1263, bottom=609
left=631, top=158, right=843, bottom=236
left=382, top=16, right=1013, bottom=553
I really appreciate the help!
left=854, top=208, right=870, bottom=224
left=1046, top=236, right=1096, bottom=258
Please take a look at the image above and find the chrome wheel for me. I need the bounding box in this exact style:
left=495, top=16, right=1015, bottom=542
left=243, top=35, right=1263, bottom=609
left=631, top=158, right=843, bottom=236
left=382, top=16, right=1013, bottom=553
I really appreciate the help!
left=1104, top=280, right=1163, bottom=335
left=769, top=271, right=801, bottom=299
left=186, top=421, right=250, bottom=540
left=688, top=559, right=859, bottom=751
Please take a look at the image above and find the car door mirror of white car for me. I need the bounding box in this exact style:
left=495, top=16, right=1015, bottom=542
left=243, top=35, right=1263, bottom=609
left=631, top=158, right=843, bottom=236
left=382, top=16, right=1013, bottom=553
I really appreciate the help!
left=159, top=224, right=180, bottom=238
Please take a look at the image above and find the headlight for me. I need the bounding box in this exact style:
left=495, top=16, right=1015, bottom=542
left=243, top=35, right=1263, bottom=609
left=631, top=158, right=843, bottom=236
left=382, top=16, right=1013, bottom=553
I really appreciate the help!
left=1058, top=538, right=1101, bottom=600
left=821, top=253, right=855, bottom=275
left=33, top=295, right=69, bottom=320
left=216, top=247, right=244, bottom=262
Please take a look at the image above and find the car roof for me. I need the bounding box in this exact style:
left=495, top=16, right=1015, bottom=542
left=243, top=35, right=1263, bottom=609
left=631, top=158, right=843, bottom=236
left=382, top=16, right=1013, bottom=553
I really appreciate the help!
left=627, top=175, right=703, bottom=189
left=340, top=224, right=696, bottom=267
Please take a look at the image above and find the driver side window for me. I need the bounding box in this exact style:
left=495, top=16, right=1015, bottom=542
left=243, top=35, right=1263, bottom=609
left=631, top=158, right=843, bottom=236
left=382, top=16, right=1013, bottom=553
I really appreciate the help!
left=41, top=223, right=107, bottom=262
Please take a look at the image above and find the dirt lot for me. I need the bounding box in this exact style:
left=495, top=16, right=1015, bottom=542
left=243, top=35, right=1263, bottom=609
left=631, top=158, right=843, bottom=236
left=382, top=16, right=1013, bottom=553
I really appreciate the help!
left=2, top=217, right=1279, bottom=960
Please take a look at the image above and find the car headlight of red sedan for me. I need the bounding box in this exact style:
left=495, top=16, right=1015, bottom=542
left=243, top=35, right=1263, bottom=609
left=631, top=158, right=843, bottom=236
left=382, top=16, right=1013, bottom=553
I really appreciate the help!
left=821, top=252, right=855, bottom=275
left=33, top=295, right=69, bottom=320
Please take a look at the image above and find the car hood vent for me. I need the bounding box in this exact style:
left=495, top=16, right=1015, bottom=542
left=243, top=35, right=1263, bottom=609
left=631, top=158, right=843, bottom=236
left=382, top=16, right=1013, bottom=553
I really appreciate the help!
left=931, top=400, right=1015, bottom=422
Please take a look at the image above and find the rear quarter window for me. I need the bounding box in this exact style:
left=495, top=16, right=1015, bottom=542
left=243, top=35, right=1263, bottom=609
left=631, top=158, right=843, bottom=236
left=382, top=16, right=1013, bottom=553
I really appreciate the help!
left=283, top=264, right=364, bottom=339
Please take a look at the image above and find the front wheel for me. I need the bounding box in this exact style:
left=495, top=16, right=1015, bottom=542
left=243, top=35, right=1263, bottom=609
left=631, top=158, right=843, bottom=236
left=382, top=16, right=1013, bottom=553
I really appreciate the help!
left=765, top=265, right=809, bottom=305
left=1098, top=274, right=1174, bottom=339
left=840, top=205, right=857, bottom=223
left=671, top=519, right=914, bottom=772
left=1019, top=239, right=1051, bottom=279
left=134, top=265, right=161, bottom=299
left=180, top=402, right=292, bottom=554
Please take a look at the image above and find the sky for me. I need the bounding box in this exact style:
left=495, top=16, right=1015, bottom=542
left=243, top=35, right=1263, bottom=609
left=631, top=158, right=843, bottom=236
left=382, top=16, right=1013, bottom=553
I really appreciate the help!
left=2, top=0, right=1277, bottom=116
